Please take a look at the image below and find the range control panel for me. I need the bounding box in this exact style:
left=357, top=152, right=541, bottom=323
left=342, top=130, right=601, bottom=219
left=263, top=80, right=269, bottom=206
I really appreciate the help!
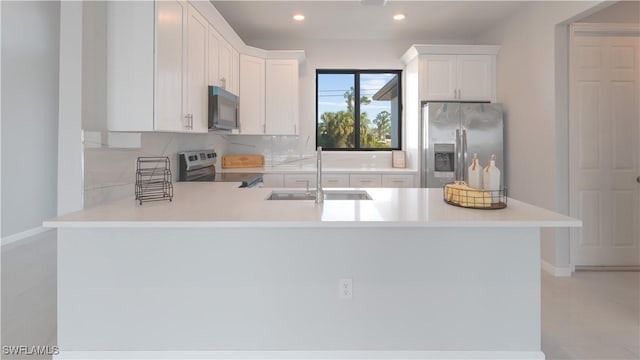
left=179, top=150, right=217, bottom=171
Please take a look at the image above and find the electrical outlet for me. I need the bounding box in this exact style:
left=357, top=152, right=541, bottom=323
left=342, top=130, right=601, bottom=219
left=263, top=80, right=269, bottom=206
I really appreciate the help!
left=339, top=278, right=353, bottom=299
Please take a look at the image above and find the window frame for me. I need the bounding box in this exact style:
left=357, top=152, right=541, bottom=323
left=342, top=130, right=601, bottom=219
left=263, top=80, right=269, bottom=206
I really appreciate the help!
left=315, top=69, right=403, bottom=151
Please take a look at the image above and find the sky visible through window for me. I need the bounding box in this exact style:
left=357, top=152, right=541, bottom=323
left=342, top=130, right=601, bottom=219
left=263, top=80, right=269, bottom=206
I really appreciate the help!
left=317, top=73, right=394, bottom=118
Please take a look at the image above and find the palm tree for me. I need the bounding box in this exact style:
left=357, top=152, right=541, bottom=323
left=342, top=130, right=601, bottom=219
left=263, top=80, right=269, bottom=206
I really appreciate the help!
left=373, top=110, right=391, bottom=142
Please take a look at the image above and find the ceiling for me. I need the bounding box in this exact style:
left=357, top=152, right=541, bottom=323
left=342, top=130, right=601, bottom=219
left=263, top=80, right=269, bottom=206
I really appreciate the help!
left=210, top=1, right=529, bottom=45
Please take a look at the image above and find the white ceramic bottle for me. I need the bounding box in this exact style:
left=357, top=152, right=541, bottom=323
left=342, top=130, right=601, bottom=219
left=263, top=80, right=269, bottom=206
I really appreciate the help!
left=483, top=154, right=501, bottom=203
left=467, top=153, right=482, bottom=189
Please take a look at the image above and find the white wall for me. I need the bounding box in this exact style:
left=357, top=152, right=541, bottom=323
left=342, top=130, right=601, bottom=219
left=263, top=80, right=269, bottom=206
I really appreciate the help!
left=1, top=0, right=60, bottom=237
left=1, top=0, right=60, bottom=353
left=475, top=1, right=606, bottom=270
left=580, top=0, right=640, bottom=23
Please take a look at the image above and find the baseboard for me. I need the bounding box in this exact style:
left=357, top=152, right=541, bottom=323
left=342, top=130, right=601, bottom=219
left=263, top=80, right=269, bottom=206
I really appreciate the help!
left=1, top=226, right=53, bottom=248
left=54, top=351, right=545, bottom=360
left=541, top=259, right=572, bottom=277
left=575, top=265, right=640, bottom=272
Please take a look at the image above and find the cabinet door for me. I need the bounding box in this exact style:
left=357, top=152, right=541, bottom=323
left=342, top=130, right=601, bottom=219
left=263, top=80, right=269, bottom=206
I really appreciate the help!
left=219, top=40, right=233, bottom=91
left=266, top=59, right=299, bottom=135
left=207, top=25, right=220, bottom=87
left=186, top=5, right=208, bottom=133
left=457, top=55, right=494, bottom=101
left=284, top=174, right=316, bottom=188
left=422, top=55, right=457, bottom=101
left=349, top=174, right=382, bottom=188
left=382, top=174, right=416, bottom=188
left=231, top=48, right=240, bottom=95
left=239, top=54, right=266, bottom=134
left=155, top=0, right=186, bottom=132
left=322, top=174, right=349, bottom=188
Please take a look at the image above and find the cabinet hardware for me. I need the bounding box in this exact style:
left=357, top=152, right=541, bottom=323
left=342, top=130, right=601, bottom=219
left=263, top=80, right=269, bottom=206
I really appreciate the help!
left=220, top=77, right=226, bottom=90
left=637, top=176, right=640, bottom=184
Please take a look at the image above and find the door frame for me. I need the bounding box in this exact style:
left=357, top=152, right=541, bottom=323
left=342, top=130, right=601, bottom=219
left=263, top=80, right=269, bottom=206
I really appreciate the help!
left=568, top=22, right=640, bottom=270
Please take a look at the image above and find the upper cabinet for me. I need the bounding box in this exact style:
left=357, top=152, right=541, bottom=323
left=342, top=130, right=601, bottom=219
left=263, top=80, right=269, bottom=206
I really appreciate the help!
left=107, top=1, right=210, bottom=132
left=266, top=59, right=299, bottom=135
left=403, top=45, right=500, bottom=102
left=186, top=5, right=209, bottom=132
left=239, top=55, right=300, bottom=135
left=239, top=54, right=266, bottom=134
left=208, top=26, right=239, bottom=95
left=106, top=1, right=305, bottom=134
left=421, top=54, right=495, bottom=102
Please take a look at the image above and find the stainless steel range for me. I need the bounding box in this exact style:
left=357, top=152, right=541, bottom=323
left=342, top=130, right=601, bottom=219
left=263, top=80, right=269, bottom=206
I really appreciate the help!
left=178, top=150, right=262, bottom=188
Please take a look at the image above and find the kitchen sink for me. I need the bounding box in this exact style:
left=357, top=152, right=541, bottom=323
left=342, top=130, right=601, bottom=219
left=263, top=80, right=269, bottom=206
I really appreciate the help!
left=266, top=190, right=372, bottom=201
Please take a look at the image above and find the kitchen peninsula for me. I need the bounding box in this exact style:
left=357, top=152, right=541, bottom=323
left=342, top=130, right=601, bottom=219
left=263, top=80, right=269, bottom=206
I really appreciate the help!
left=44, top=183, right=580, bottom=360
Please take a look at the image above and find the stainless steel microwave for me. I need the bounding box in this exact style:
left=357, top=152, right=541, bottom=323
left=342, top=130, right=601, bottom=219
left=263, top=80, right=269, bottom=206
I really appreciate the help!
left=208, top=86, right=239, bottom=131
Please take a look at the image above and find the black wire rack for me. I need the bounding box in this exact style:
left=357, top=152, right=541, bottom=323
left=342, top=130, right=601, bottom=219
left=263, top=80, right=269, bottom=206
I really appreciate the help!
left=135, top=157, right=173, bottom=205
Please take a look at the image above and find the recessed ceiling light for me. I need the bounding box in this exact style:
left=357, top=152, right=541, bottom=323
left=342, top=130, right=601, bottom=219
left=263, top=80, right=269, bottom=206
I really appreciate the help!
left=293, top=14, right=305, bottom=21
left=393, top=13, right=406, bottom=21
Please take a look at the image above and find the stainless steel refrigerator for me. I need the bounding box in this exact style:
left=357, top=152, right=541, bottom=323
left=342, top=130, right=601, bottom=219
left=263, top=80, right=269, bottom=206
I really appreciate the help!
left=420, top=102, right=504, bottom=188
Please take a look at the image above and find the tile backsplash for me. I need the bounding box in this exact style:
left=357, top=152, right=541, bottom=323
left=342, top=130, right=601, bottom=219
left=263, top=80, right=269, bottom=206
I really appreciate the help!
left=225, top=135, right=395, bottom=168
left=83, top=131, right=228, bottom=208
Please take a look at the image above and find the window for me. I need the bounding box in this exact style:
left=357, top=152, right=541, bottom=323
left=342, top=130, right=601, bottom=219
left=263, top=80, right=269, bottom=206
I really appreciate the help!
left=316, top=70, right=402, bottom=150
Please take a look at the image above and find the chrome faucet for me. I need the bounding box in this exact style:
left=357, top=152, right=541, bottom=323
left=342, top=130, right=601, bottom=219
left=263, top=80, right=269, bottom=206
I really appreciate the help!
left=315, top=146, right=324, bottom=203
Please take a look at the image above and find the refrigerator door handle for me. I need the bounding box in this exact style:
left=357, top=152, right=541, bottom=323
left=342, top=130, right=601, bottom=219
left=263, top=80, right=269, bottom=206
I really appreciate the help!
left=455, top=129, right=461, bottom=181
left=462, top=129, right=468, bottom=182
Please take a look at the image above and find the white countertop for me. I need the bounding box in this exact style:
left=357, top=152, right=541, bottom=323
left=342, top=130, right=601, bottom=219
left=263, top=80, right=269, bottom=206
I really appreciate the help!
left=218, top=166, right=418, bottom=174
left=44, top=183, right=581, bottom=228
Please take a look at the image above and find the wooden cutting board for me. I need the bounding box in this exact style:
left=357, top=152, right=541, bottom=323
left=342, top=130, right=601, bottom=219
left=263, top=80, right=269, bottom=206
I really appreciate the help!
left=221, top=154, right=265, bottom=168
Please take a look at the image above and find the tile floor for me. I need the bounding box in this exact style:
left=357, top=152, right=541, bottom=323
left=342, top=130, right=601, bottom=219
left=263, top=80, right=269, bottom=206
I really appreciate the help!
left=542, top=270, right=640, bottom=359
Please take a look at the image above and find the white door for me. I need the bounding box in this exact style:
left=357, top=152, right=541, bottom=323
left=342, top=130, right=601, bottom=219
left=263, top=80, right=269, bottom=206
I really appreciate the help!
left=186, top=4, right=208, bottom=133
left=155, top=0, right=186, bottom=131
left=570, top=28, right=640, bottom=266
left=457, top=55, right=493, bottom=101
left=421, top=55, right=457, bottom=100
left=266, top=59, right=299, bottom=135
left=239, top=54, right=265, bottom=134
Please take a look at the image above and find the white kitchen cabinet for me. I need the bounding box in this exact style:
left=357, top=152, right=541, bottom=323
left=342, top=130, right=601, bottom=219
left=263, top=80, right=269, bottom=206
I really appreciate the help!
left=208, top=27, right=239, bottom=96
left=107, top=1, right=208, bottom=133
left=382, top=174, right=416, bottom=188
left=231, top=48, right=240, bottom=95
left=284, top=174, right=317, bottom=188
left=186, top=5, right=209, bottom=132
left=266, top=59, right=299, bottom=135
left=421, top=54, right=495, bottom=102
left=238, top=56, right=300, bottom=135
left=207, top=25, right=221, bottom=87
left=262, top=174, right=284, bottom=188
left=219, top=39, right=234, bottom=92
left=349, top=174, right=382, bottom=188
left=239, top=54, right=266, bottom=134
left=154, top=0, right=186, bottom=132
left=322, top=174, right=350, bottom=188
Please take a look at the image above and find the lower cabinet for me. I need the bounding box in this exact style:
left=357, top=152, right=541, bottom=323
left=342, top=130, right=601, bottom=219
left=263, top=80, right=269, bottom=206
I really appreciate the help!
left=261, top=173, right=416, bottom=188
left=382, top=174, right=416, bottom=188
left=322, top=174, right=350, bottom=188
left=349, top=174, right=383, bottom=188
left=283, top=174, right=316, bottom=188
